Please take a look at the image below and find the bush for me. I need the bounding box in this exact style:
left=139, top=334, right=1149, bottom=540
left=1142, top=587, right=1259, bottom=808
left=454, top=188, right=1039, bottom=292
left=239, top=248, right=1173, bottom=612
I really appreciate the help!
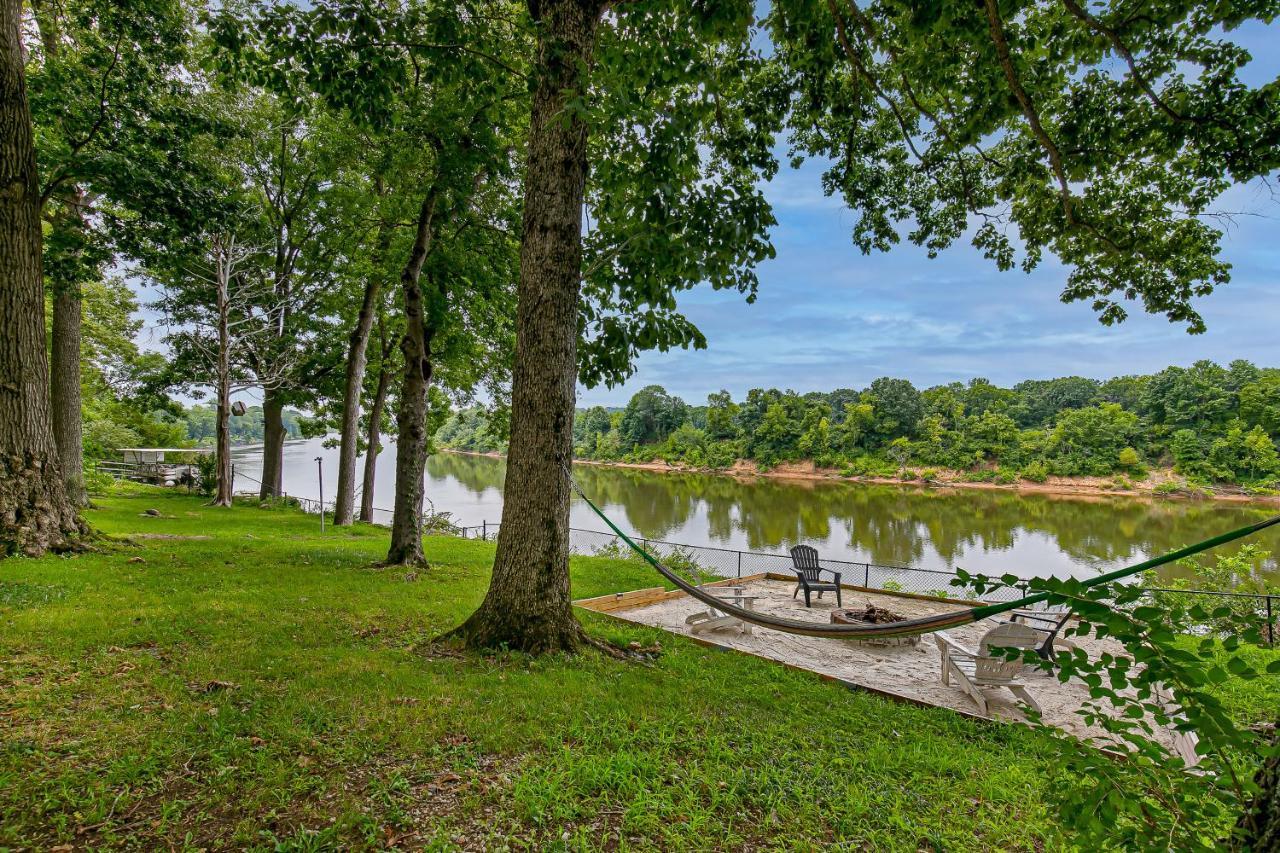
left=194, top=454, right=218, bottom=496
left=1019, top=460, right=1049, bottom=483
left=703, top=440, right=740, bottom=469
left=84, top=467, right=115, bottom=496
left=1152, top=478, right=1213, bottom=499
left=992, top=467, right=1018, bottom=485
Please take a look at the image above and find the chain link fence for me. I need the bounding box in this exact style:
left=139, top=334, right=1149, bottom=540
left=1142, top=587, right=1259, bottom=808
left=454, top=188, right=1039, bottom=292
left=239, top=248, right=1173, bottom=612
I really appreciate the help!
left=457, top=521, right=1277, bottom=644
left=458, top=522, right=1032, bottom=602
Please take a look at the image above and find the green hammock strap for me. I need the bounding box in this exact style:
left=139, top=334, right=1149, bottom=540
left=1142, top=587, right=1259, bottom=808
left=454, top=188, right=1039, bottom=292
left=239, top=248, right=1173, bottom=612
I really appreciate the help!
left=567, top=467, right=1280, bottom=640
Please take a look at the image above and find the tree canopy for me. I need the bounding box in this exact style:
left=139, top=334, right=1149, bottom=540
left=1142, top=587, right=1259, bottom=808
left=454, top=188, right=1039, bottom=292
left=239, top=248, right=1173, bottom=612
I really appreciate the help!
left=768, top=0, right=1280, bottom=332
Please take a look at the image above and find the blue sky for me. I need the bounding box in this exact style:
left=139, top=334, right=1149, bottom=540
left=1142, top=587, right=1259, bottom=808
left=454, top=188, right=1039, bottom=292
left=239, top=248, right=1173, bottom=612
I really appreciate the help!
left=578, top=168, right=1280, bottom=407
left=579, top=20, right=1280, bottom=407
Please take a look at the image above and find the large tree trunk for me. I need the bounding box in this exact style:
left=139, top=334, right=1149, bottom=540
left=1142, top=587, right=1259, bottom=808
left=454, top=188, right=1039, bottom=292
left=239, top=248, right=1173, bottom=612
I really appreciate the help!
left=259, top=390, right=285, bottom=500
left=450, top=0, right=601, bottom=652
left=334, top=276, right=383, bottom=524
left=36, top=7, right=88, bottom=510
left=384, top=192, right=439, bottom=566
left=359, top=361, right=393, bottom=524
left=0, top=1, right=80, bottom=556
left=50, top=286, right=86, bottom=506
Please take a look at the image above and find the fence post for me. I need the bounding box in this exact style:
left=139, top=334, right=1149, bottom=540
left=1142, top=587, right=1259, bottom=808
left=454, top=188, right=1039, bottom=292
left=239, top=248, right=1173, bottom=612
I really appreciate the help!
left=640, top=538, right=648, bottom=555
left=482, top=520, right=487, bottom=541
left=736, top=550, right=741, bottom=579
left=864, top=564, right=870, bottom=588
left=1268, top=596, right=1275, bottom=647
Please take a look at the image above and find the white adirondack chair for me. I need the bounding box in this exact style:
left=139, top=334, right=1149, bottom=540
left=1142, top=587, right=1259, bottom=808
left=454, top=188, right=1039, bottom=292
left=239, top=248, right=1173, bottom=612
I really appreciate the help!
left=935, top=622, right=1043, bottom=716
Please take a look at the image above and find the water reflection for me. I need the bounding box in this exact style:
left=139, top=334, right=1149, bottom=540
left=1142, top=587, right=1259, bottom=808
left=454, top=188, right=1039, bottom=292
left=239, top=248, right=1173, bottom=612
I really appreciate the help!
left=427, top=452, right=1280, bottom=580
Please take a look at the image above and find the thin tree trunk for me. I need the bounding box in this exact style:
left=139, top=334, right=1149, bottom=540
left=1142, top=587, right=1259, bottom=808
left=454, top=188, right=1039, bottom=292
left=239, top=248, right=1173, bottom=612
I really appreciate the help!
left=259, top=390, right=285, bottom=500
left=385, top=191, right=439, bottom=566
left=214, top=383, right=233, bottom=506
left=0, top=0, right=80, bottom=555
left=335, top=280, right=384, bottom=522
left=212, top=252, right=233, bottom=508
left=451, top=0, right=602, bottom=652
left=51, top=286, right=86, bottom=506
left=359, top=362, right=393, bottom=524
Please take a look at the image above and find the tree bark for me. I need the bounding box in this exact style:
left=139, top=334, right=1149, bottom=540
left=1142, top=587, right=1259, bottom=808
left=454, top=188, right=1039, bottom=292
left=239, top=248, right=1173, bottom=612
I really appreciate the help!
left=450, top=0, right=602, bottom=652
left=33, top=1, right=87, bottom=509
left=359, top=360, right=393, bottom=524
left=50, top=286, right=86, bottom=506
left=258, top=390, right=285, bottom=500
left=334, top=223, right=389, bottom=524
left=212, top=248, right=233, bottom=508
left=1234, top=722, right=1280, bottom=850
left=0, top=0, right=80, bottom=555
left=385, top=191, right=439, bottom=566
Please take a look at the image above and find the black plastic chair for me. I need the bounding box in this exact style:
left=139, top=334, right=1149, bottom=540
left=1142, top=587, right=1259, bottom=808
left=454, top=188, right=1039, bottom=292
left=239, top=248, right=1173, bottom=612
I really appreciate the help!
left=789, top=545, right=842, bottom=607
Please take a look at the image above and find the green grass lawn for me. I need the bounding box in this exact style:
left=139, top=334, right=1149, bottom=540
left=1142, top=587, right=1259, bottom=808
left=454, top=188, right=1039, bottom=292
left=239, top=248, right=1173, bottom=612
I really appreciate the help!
left=5, top=493, right=1075, bottom=850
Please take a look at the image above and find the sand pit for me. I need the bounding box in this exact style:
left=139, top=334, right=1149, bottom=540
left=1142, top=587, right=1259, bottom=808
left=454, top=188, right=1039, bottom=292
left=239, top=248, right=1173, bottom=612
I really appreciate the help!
left=584, top=577, right=1184, bottom=748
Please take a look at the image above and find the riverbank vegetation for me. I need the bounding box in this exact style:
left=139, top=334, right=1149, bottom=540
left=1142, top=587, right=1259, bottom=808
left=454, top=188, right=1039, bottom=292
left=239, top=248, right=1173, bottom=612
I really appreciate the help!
left=437, top=361, right=1280, bottom=496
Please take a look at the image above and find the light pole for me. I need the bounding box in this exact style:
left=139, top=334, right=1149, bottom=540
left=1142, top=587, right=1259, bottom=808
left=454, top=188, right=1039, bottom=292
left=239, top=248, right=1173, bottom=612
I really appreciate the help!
left=315, top=456, right=325, bottom=532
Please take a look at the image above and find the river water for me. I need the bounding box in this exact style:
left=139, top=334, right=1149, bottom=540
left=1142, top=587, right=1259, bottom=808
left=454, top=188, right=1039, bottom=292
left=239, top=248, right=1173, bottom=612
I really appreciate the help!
left=232, top=436, right=1280, bottom=581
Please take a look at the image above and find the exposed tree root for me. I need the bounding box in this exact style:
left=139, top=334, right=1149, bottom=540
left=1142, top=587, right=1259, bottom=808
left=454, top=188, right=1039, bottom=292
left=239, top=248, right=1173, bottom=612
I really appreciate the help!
left=373, top=557, right=430, bottom=572
left=437, top=618, right=661, bottom=663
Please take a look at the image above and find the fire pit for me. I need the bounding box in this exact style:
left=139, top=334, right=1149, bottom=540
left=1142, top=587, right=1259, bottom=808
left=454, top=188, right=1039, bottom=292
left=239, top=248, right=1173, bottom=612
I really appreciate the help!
left=831, top=604, right=921, bottom=647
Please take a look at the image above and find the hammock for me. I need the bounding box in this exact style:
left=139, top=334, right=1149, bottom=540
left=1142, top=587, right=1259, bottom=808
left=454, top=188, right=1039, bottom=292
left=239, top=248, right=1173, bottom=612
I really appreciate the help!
left=569, top=475, right=1280, bottom=640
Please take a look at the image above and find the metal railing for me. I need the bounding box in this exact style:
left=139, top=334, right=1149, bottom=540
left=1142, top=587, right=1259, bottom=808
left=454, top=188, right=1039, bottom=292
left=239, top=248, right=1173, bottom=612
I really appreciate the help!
left=232, top=470, right=448, bottom=531
left=456, top=520, right=1278, bottom=645
left=90, top=458, right=200, bottom=485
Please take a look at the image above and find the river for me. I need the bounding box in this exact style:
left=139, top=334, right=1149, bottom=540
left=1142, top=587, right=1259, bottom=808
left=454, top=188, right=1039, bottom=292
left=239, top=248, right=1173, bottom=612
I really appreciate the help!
left=232, top=436, right=1280, bottom=582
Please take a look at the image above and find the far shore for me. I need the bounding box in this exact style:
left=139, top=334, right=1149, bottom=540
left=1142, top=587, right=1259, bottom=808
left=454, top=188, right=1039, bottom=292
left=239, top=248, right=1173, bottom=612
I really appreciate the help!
left=441, top=449, right=1280, bottom=506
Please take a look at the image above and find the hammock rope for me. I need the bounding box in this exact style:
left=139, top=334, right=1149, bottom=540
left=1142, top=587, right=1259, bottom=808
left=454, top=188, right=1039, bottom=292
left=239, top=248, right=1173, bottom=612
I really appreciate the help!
left=568, top=472, right=1280, bottom=640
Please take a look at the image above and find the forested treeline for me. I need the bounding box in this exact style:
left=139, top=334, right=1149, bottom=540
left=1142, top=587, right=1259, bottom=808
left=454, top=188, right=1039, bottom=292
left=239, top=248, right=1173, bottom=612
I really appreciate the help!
left=438, top=359, right=1280, bottom=490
